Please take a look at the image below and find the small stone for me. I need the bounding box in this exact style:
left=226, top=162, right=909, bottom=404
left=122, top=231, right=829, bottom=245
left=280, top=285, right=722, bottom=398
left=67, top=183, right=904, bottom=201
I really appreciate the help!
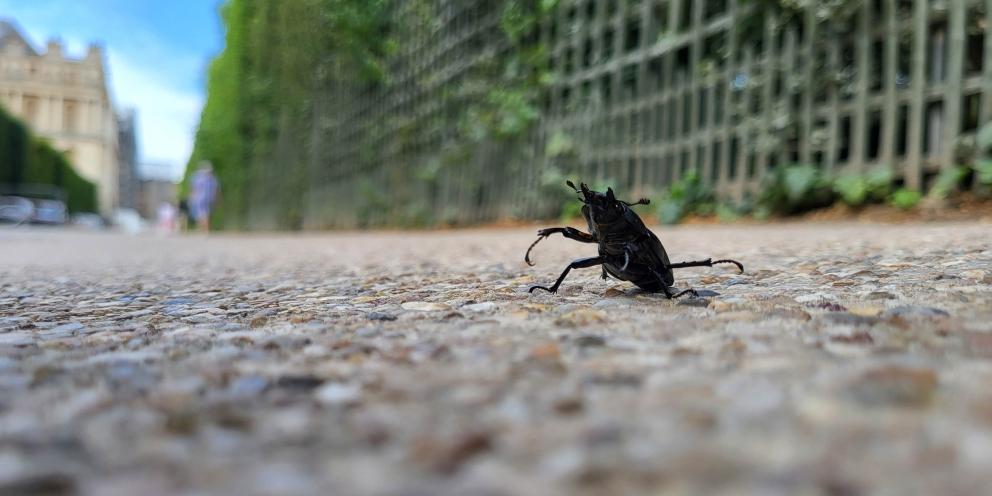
left=795, top=293, right=838, bottom=304
left=228, top=375, right=269, bottom=397
left=849, top=366, right=938, bottom=407
left=413, top=430, right=493, bottom=474
left=709, top=300, right=734, bottom=312
left=767, top=308, right=812, bottom=320
left=276, top=375, right=325, bottom=391
left=528, top=342, right=561, bottom=361
left=883, top=306, right=950, bottom=318
left=367, top=311, right=397, bottom=321
left=821, top=312, right=879, bottom=326
left=401, top=301, right=451, bottom=312
left=807, top=301, right=848, bottom=312
left=314, top=382, right=362, bottom=406
left=462, top=302, right=496, bottom=312
left=554, top=309, right=606, bottom=327
left=249, top=315, right=269, bottom=328
left=867, top=291, right=897, bottom=300
left=848, top=306, right=883, bottom=317
left=678, top=297, right=710, bottom=307
left=355, top=326, right=380, bottom=338
left=603, top=287, right=625, bottom=298
left=961, top=269, right=992, bottom=283
left=574, top=334, right=606, bottom=348
left=553, top=396, right=584, bottom=414
left=829, top=331, right=874, bottom=345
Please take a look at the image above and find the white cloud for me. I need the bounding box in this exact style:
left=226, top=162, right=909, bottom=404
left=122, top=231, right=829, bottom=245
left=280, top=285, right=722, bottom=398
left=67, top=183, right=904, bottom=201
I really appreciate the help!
left=107, top=49, right=204, bottom=181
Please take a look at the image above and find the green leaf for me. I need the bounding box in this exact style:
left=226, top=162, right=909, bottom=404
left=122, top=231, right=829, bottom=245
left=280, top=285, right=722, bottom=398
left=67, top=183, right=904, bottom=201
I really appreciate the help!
left=929, top=165, right=968, bottom=198
left=545, top=131, right=575, bottom=158
left=889, top=188, right=922, bottom=210
left=978, top=122, right=992, bottom=154
left=834, top=175, right=869, bottom=206
left=974, top=159, right=992, bottom=185
left=783, top=165, right=819, bottom=202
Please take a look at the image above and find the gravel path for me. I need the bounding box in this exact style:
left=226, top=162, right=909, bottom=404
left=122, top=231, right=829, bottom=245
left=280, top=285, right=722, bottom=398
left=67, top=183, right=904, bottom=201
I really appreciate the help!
left=2, top=222, right=992, bottom=496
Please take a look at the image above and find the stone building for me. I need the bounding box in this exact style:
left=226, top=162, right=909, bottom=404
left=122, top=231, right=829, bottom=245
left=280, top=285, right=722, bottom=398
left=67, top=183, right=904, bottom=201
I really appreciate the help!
left=117, top=109, right=139, bottom=211
left=0, top=19, right=120, bottom=215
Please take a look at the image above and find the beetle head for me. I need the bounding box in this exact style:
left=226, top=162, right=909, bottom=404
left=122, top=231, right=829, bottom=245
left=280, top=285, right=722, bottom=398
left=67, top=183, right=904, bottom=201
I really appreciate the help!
left=566, top=180, right=649, bottom=224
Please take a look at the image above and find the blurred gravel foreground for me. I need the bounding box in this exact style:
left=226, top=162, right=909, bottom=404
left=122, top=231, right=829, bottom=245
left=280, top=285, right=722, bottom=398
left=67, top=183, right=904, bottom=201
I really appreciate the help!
left=2, top=223, right=992, bottom=496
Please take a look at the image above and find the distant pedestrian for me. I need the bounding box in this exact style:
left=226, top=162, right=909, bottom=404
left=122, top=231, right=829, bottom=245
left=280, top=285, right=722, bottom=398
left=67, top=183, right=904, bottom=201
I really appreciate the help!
left=190, top=161, right=220, bottom=233
left=156, top=201, right=177, bottom=234
left=177, top=197, right=190, bottom=231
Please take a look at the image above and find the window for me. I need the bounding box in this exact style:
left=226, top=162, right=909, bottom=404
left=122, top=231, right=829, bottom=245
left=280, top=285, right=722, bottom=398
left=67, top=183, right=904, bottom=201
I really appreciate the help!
left=64, top=100, right=78, bottom=133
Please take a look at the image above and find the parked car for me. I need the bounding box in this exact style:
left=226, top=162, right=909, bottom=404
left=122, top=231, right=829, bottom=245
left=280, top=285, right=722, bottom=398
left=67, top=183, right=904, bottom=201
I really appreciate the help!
left=0, top=195, right=34, bottom=225
left=31, top=199, right=68, bottom=224
left=0, top=184, right=69, bottom=226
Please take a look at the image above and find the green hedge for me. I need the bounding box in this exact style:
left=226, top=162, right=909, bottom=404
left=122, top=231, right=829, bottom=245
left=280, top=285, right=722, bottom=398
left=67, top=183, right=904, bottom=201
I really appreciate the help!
left=0, top=106, right=97, bottom=213
left=0, top=107, right=28, bottom=185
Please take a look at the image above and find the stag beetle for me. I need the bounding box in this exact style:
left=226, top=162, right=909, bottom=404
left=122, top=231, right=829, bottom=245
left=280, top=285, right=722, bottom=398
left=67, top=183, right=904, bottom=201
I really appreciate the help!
left=525, top=181, right=743, bottom=298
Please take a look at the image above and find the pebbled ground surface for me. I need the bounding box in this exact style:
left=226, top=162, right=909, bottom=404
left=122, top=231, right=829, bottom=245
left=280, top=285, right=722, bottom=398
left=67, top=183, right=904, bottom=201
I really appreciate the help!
left=1, top=222, right=992, bottom=496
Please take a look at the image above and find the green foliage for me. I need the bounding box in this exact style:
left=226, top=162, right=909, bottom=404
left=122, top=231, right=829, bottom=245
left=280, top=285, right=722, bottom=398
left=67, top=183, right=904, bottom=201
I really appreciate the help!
left=833, top=167, right=892, bottom=207
left=928, top=165, right=969, bottom=199
left=559, top=200, right=584, bottom=221
left=657, top=171, right=714, bottom=224
left=888, top=188, right=922, bottom=210
left=545, top=131, right=575, bottom=158
left=0, top=106, right=27, bottom=185
left=184, top=0, right=395, bottom=229
left=757, top=164, right=834, bottom=215
left=974, top=159, right=992, bottom=186
left=977, top=122, right=992, bottom=156
left=715, top=203, right=741, bottom=222
left=0, top=107, right=96, bottom=213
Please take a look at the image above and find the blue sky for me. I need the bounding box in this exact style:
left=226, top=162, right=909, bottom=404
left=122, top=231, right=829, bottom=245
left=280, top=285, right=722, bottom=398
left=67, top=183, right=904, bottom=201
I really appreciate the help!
left=0, top=0, right=225, bottom=180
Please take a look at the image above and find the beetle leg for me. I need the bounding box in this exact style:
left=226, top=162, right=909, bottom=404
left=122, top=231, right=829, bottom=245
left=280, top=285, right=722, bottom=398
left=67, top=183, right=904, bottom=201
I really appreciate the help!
left=524, top=227, right=598, bottom=266
left=650, top=268, right=698, bottom=300
left=669, top=258, right=744, bottom=274
left=529, top=256, right=604, bottom=294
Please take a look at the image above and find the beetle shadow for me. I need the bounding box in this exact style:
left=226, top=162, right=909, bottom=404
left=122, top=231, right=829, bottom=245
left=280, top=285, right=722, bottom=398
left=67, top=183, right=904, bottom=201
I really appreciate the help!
left=614, top=287, right=721, bottom=299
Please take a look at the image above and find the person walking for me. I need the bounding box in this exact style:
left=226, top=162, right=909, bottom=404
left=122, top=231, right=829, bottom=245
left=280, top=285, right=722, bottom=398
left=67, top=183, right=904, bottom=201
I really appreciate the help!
left=189, top=161, right=220, bottom=233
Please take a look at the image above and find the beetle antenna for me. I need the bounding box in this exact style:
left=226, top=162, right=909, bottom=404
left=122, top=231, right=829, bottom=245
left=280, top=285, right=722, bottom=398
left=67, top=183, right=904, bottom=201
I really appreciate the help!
left=566, top=180, right=580, bottom=193
left=621, top=198, right=651, bottom=206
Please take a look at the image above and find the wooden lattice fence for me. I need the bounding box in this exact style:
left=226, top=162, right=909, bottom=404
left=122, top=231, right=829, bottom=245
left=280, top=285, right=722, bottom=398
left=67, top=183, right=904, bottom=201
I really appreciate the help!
left=294, top=0, right=990, bottom=228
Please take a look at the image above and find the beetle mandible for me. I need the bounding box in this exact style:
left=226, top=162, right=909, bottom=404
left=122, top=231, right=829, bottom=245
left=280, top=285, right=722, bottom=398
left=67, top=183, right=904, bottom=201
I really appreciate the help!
left=525, top=181, right=743, bottom=298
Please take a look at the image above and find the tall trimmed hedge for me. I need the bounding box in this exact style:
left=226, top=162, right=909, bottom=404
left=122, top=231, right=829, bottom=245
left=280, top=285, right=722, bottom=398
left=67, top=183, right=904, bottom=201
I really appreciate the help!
left=0, top=106, right=97, bottom=213
left=0, top=107, right=28, bottom=185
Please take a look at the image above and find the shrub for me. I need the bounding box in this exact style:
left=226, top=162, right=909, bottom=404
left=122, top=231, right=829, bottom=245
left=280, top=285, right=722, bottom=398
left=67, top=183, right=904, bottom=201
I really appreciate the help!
left=928, top=165, right=969, bottom=199
left=833, top=167, right=892, bottom=207
left=974, top=159, right=992, bottom=187
left=888, top=188, right=922, bottom=210
left=756, top=164, right=834, bottom=215
left=657, top=170, right=713, bottom=224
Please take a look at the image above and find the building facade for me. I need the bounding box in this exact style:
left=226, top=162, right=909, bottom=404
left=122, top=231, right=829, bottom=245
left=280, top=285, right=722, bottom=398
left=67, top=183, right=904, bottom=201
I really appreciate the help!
left=117, top=109, right=139, bottom=211
left=0, top=19, right=120, bottom=215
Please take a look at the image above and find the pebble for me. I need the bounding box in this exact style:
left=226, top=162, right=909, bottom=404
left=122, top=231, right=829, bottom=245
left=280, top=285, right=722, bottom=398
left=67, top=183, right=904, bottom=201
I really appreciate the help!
left=462, top=302, right=496, bottom=312
left=314, top=382, right=362, bottom=406
left=400, top=301, right=451, bottom=312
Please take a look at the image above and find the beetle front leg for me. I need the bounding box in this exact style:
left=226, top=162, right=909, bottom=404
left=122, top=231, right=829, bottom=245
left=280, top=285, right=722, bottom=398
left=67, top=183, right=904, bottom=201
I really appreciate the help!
left=529, top=256, right=604, bottom=294
left=524, top=227, right=598, bottom=266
